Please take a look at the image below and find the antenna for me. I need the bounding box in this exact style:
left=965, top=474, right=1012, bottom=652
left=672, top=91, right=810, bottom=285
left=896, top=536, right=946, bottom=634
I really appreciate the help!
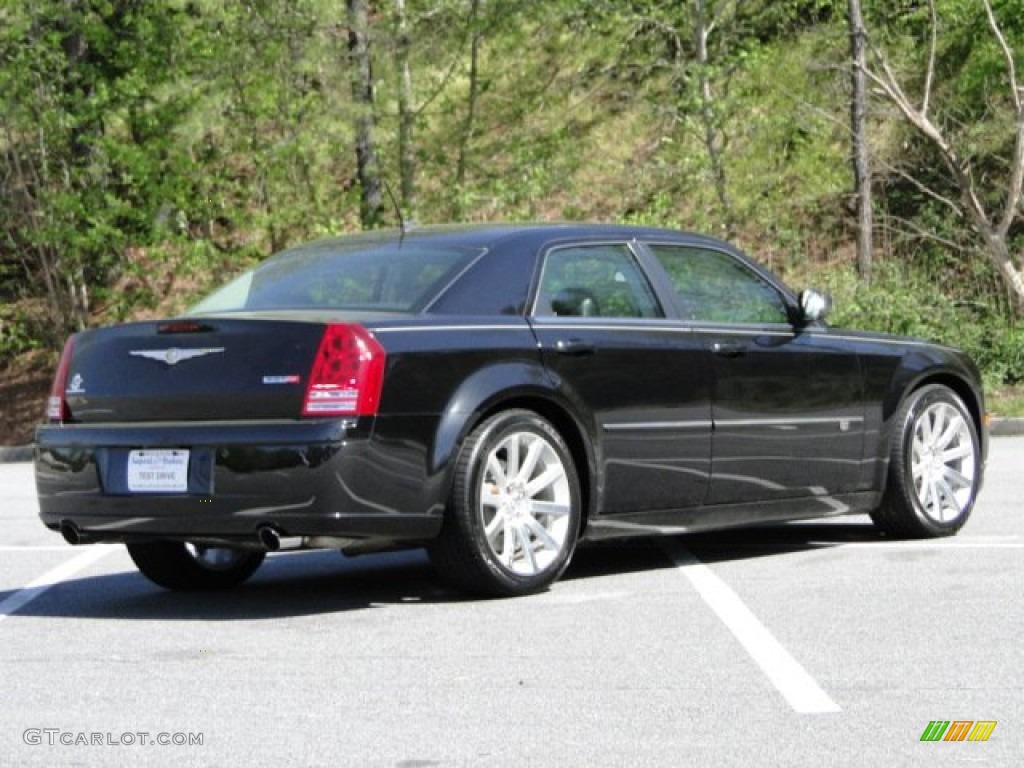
left=382, top=180, right=406, bottom=240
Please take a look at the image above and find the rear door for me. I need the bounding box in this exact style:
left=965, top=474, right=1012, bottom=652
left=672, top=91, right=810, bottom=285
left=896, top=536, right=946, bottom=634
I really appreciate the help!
left=528, top=241, right=712, bottom=514
left=642, top=241, right=865, bottom=505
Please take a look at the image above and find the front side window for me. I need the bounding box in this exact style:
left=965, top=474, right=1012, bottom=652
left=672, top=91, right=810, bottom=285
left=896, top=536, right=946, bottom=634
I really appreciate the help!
left=647, top=244, right=789, bottom=325
left=534, top=244, right=663, bottom=319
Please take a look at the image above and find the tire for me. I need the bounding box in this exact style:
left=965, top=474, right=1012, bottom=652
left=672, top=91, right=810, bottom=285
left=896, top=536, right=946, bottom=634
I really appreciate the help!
left=870, top=384, right=981, bottom=538
left=126, top=541, right=265, bottom=591
left=428, top=409, right=582, bottom=597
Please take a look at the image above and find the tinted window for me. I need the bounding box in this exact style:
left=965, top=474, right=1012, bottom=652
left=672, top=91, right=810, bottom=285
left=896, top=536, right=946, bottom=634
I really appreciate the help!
left=427, top=245, right=535, bottom=316
left=190, top=241, right=481, bottom=314
left=647, top=244, right=789, bottom=324
left=534, top=244, right=662, bottom=319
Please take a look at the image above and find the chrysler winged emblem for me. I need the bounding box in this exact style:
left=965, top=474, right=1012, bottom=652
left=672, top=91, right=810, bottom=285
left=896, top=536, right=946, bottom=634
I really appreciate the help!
left=129, top=347, right=225, bottom=366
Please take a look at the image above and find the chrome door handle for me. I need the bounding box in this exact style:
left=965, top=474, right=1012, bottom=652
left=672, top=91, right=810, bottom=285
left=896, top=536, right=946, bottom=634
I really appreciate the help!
left=711, top=341, right=745, bottom=358
left=554, top=339, right=595, bottom=356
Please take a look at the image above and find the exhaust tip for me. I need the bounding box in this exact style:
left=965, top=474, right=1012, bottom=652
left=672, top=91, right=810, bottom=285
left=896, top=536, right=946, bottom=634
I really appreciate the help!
left=60, top=520, right=82, bottom=546
left=258, top=526, right=281, bottom=552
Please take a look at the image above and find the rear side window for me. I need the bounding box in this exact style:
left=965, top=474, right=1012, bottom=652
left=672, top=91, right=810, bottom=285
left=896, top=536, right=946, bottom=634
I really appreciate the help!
left=647, top=244, right=789, bottom=324
left=534, top=244, right=663, bottom=319
left=190, top=242, right=481, bottom=314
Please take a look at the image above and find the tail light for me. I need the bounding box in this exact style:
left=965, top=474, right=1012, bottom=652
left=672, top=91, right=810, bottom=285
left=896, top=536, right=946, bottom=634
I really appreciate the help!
left=46, top=336, right=76, bottom=422
left=302, top=324, right=386, bottom=417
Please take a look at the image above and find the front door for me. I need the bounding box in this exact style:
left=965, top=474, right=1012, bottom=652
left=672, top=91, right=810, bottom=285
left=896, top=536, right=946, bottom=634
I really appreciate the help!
left=643, top=242, right=864, bottom=506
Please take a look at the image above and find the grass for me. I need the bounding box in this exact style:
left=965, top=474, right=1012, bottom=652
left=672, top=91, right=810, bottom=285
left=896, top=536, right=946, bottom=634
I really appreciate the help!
left=987, top=385, right=1024, bottom=418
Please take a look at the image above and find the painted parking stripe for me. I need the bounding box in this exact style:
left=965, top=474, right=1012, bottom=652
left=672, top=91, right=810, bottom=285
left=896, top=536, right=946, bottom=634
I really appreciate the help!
left=806, top=535, right=1022, bottom=549
left=663, top=540, right=841, bottom=715
left=0, top=546, right=113, bottom=623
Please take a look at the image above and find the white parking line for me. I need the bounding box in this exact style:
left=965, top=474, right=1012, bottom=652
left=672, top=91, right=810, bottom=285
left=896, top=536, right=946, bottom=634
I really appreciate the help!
left=807, top=535, right=1022, bottom=549
left=663, top=540, right=841, bottom=715
left=0, top=546, right=114, bottom=623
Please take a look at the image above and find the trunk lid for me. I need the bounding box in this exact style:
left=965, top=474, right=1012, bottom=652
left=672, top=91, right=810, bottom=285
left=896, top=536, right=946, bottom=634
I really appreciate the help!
left=61, top=318, right=329, bottom=423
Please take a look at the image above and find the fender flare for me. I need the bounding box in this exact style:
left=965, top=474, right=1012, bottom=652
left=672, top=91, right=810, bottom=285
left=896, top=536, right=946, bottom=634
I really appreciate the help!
left=873, top=363, right=986, bottom=490
left=428, top=360, right=600, bottom=519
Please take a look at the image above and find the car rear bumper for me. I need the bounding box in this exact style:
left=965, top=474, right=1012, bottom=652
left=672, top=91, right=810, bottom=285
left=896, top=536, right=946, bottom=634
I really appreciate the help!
left=34, top=418, right=444, bottom=547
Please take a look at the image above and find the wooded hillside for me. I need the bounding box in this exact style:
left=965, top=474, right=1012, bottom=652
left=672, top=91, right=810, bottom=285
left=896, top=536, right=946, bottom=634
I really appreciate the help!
left=2, top=1, right=1023, bottom=410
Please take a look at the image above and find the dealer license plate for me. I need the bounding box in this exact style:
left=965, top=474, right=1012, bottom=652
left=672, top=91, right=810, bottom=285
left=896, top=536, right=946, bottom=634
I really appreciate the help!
left=127, top=449, right=189, bottom=493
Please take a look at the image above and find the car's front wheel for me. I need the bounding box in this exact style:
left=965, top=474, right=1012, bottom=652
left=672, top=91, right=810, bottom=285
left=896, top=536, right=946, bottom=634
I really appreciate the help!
left=871, top=384, right=981, bottom=538
left=428, top=409, right=582, bottom=597
left=126, top=541, right=265, bottom=591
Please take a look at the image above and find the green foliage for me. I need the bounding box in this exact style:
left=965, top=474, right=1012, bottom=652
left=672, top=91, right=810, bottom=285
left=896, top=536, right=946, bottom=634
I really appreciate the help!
left=1, top=0, right=1023, bottom=392
left=824, top=262, right=1024, bottom=389
left=0, top=305, right=45, bottom=360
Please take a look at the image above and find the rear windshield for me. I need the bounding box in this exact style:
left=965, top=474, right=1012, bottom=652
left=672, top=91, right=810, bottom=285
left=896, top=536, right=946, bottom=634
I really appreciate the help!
left=189, top=241, right=482, bottom=314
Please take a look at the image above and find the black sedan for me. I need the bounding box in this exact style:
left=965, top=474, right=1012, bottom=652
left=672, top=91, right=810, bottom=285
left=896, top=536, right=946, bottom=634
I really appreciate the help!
left=35, top=224, right=987, bottom=596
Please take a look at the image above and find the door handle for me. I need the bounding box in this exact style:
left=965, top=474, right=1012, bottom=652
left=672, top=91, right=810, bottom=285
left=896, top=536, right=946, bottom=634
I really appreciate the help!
left=711, top=341, right=746, bottom=358
left=554, top=338, right=596, bottom=356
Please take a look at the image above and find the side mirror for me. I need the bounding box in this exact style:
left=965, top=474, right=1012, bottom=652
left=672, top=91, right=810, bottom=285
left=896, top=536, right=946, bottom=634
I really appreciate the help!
left=799, top=289, right=832, bottom=324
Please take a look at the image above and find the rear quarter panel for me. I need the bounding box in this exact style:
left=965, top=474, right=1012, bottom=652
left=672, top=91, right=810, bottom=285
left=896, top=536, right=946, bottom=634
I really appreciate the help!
left=366, top=318, right=581, bottom=515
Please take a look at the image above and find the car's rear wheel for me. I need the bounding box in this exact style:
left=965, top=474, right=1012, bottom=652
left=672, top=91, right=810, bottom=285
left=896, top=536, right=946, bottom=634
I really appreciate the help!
left=126, top=541, right=265, bottom=591
left=871, top=384, right=981, bottom=538
left=428, top=409, right=581, bottom=597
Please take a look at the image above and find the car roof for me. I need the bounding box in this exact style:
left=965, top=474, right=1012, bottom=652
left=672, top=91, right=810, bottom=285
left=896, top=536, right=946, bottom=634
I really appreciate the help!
left=279, top=222, right=736, bottom=255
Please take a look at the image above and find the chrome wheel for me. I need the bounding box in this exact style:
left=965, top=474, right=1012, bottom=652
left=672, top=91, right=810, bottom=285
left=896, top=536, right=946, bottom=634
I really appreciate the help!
left=479, top=430, right=573, bottom=576
left=427, top=409, right=581, bottom=596
left=910, top=401, right=977, bottom=523
left=871, top=384, right=981, bottom=539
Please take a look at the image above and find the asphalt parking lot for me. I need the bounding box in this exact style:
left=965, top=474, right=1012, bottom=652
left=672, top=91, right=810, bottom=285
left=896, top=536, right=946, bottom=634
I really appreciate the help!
left=2, top=439, right=1021, bottom=767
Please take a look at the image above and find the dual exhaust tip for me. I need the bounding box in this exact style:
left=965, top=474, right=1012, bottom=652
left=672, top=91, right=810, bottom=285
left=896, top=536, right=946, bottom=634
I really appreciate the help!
left=60, top=520, right=93, bottom=546
left=257, top=525, right=302, bottom=552
left=60, top=520, right=297, bottom=550
left=59, top=521, right=315, bottom=552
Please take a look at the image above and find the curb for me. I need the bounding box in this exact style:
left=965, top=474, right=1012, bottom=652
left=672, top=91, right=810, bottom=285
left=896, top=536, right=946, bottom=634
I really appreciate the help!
left=990, top=417, right=1024, bottom=437
left=0, top=445, right=33, bottom=463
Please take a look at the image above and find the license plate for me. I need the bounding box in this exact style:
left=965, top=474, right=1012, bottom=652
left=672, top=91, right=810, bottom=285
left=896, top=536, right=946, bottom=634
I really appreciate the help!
left=127, top=449, right=189, bottom=493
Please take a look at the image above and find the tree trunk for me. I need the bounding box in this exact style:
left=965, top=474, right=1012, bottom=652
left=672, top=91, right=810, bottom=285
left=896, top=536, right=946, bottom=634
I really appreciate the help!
left=848, top=0, right=872, bottom=282
left=395, top=0, right=416, bottom=214
left=347, top=0, right=383, bottom=229
left=979, top=230, right=1024, bottom=311
left=452, top=0, right=481, bottom=220
left=694, top=0, right=735, bottom=235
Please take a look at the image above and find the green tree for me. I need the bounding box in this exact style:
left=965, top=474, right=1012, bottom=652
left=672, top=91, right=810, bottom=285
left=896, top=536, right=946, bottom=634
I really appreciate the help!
left=861, top=0, right=1024, bottom=309
left=1, top=1, right=203, bottom=338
